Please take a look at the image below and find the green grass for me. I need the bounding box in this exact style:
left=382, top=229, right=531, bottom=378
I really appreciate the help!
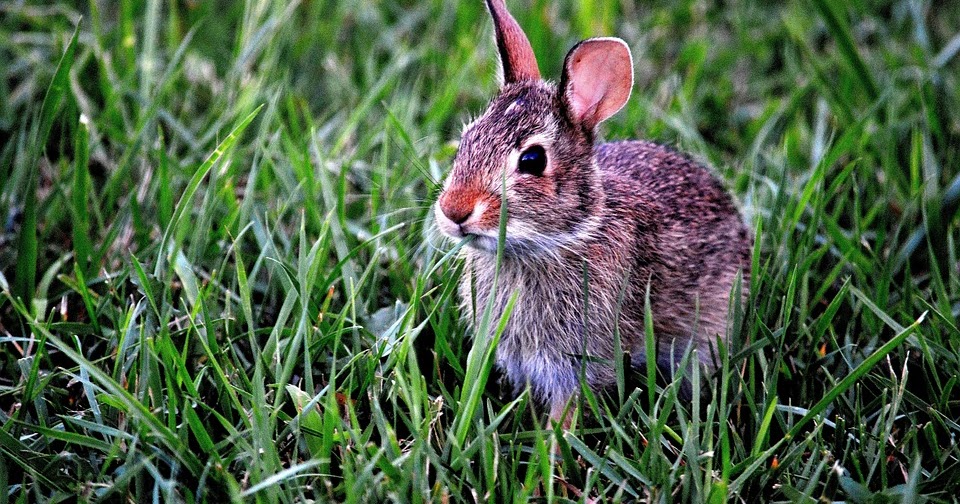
left=1, top=0, right=959, bottom=501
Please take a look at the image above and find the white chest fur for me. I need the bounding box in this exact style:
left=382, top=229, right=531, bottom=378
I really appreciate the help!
left=459, top=251, right=625, bottom=408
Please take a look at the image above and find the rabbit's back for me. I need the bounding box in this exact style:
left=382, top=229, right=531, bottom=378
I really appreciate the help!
left=596, top=140, right=752, bottom=366
left=597, top=140, right=741, bottom=222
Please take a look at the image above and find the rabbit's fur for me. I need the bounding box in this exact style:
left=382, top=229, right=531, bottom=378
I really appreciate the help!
left=435, top=0, right=752, bottom=421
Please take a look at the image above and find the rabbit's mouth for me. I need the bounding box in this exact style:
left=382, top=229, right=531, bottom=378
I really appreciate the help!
left=437, top=220, right=500, bottom=253
left=436, top=220, right=503, bottom=254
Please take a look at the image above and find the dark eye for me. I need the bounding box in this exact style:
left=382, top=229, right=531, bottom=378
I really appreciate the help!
left=518, top=145, right=547, bottom=176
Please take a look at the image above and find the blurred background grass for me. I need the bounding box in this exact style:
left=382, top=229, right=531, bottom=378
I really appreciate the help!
left=1, top=0, right=959, bottom=501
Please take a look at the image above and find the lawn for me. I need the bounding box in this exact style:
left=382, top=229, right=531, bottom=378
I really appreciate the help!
left=1, top=0, right=959, bottom=502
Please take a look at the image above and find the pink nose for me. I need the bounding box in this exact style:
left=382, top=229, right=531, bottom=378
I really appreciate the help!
left=439, top=189, right=479, bottom=224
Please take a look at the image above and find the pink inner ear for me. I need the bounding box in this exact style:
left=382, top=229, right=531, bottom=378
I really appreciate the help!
left=564, top=38, right=633, bottom=128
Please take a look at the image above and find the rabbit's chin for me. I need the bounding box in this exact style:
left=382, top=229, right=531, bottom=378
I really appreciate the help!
left=463, top=234, right=500, bottom=253
left=461, top=231, right=585, bottom=261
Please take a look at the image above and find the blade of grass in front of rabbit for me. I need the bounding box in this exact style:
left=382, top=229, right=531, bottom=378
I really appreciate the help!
left=452, top=169, right=515, bottom=451
left=612, top=267, right=633, bottom=405
left=496, top=166, right=508, bottom=266
left=688, top=339, right=704, bottom=493
left=578, top=260, right=590, bottom=424
left=452, top=282, right=516, bottom=454
left=426, top=233, right=473, bottom=278
left=644, top=277, right=657, bottom=410
left=713, top=284, right=735, bottom=500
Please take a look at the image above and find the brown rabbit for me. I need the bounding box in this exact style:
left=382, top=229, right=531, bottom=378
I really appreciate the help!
left=435, top=0, right=752, bottom=424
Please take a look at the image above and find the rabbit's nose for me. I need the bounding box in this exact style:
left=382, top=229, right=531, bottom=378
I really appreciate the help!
left=441, top=202, right=472, bottom=225
left=439, top=191, right=476, bottom=225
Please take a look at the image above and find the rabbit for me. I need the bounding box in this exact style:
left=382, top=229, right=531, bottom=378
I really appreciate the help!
left=434, top=0, right=752, bottom=425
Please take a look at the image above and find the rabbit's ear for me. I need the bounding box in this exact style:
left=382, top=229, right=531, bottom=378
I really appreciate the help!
left=560, top=38, right=633, bottom=129
left=485, top=0, right=540, bottom=83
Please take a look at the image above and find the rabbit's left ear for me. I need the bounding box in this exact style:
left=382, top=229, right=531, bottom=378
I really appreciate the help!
left=560, top=38, right=633, bottom=130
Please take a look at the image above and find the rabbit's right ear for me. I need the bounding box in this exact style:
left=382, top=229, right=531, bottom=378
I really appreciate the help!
left=560, top=38, right=633, bottom=130
left=485, top=0, right=540, bottom=83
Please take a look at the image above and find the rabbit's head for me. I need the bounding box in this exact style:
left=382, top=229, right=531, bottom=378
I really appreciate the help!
left=435, top=0, right=634, bottom=256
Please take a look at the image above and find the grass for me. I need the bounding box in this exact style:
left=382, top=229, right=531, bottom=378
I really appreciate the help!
left=1, top=0, right=959, bottom=501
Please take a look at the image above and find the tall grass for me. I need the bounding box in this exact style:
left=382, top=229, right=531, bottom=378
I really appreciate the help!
left=1, top=0, right=959, bottom=501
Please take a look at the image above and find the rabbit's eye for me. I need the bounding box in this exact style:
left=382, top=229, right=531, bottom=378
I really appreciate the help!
left=518, top=145, right=547, bottom=176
